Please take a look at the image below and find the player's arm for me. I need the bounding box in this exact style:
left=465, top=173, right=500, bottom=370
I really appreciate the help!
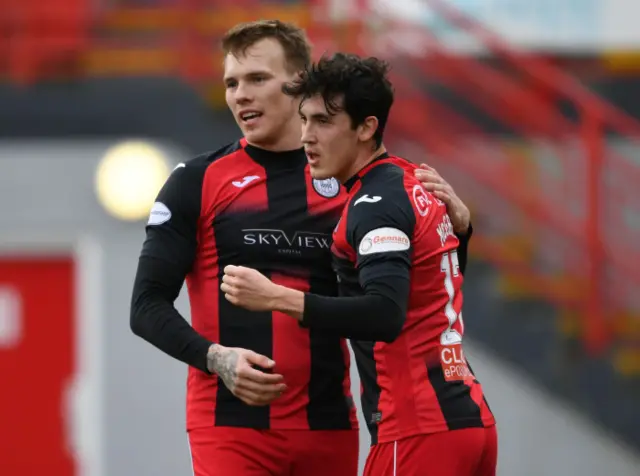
left=130, top=162, right=214, bottom=373
left=455, top=223, right=471, bottom=275
left=131, top=161, right=286, bottom=406
left=297, top=198, right=413, bottom=342
left=415, top=164, right=471, bottom=274
left=222, top=190, right=413, bottom=343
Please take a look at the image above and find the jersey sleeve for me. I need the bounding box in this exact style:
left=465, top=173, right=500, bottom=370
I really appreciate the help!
left=130, top=160, right=214, bottom=373
left=348, top=190, right=415, bottom=287
left=301, top=172, right=415, bottom=342
left=140, top=162, right=200, bottom=270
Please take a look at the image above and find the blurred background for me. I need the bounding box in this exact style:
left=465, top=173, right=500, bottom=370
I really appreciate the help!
left=1, top=0, right=639, bottom=474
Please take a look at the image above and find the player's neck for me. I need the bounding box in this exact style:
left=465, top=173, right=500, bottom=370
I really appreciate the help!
left=339, top=144, right=387, bottom=183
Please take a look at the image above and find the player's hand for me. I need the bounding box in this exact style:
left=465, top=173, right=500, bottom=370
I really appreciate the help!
left=415, top=164, right=471, bottom=235
left=206, top=344, right=287, bottom=406
left=221, top=265, right=281, bottom=312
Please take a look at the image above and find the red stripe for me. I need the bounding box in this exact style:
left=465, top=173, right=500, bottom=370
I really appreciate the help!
left=212, top=151, right=269, bottom=214
left=187, top=149, right=269, bottom=429
left=269, top=272, right=311, bottom=429
left=472, top=382, right=495, bottom=426
left=405, top=312, right=449, bottom=433
left=376, top=334, right=410, bottom=436
left=331, top=182, right=360, bottom=262
left=186, top=198, right=220, bottom=428
left=469, top=381, right=484, bottom=409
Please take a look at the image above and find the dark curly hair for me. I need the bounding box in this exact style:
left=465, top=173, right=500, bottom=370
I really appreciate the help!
left=283, top=53, right=394, bottom=148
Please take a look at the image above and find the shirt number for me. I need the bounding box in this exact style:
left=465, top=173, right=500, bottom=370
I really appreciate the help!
left=440, top=251, right=464, bottom=345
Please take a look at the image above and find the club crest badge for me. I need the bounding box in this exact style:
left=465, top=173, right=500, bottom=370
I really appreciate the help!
left=312, top=178, right=340, bottom=198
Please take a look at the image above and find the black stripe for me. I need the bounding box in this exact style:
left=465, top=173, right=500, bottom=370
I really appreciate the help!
left=261, top=163, right=351, bottom=430
left=306, top=205, right=352, bottom=430
left=427, top=365, right=484, bottom=431
left=307, top=274, right=353, bottom=430
left=352, top=341, right=381, bottom=445
left=212, top=144, right=275, bottom=428
left=214, top=213, right=272, bottom=428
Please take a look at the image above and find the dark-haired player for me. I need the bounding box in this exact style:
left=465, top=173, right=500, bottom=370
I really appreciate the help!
left=221, top=53, right=496, bottom=476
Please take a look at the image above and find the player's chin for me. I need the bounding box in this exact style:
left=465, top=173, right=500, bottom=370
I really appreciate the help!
left=309, top=163, right=333, bottom=180
left=242, top=125, right=271, bottom=145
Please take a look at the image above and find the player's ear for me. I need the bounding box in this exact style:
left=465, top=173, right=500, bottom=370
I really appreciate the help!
left=357, top=116, right=378, bottom=143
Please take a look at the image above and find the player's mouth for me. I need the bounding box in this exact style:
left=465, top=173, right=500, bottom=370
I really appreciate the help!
left=306, top=151, right=320, bottom=165
left=239, top=110, right=263, bottom=126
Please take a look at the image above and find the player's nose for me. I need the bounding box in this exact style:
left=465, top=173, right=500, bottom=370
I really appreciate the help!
left=234, top=82, right=253, bottom=104
left=301, top=126, right=315, bottom=144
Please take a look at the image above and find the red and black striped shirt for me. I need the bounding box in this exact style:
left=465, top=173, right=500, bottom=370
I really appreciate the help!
left=131, top=139, right=358, bottom=431
left=301, top=154, right=495, bottom=445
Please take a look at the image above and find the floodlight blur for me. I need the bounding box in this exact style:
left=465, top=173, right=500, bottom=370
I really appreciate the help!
left=95, top=141, right=171, bottom=221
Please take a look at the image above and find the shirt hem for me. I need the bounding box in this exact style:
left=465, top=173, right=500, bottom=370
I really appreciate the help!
left=373, top=418, right=496, bottom=445
left=187, top=420, right=360, bottom=431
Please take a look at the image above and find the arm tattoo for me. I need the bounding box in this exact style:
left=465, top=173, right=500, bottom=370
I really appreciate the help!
left=207, top=345, right=239, bottom=389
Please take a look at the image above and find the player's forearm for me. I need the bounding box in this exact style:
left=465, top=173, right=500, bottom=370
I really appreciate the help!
left=272, top=279, right=407, bottom=342
left=455, top=221, right=472, bottom=239
left=270, top=286, right=305, bottom=320
left=130, top=256, right=213, bottom=373
left=455, top=222, right=473, bottom=275
left=304, top=293, right=404, bottom=342
left=131, top=293, right=213, bottom=373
